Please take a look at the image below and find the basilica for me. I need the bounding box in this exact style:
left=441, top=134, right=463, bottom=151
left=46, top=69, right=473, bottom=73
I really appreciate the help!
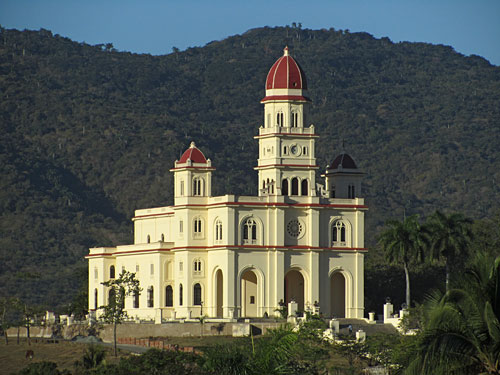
left=87, top=47, right=367, bottom=321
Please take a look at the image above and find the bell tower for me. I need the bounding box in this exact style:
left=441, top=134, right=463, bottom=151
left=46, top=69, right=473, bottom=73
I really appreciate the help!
left=255, top=47, right=318, bottom=197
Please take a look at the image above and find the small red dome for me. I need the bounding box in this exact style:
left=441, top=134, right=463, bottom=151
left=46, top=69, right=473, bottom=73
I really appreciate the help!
left=266, top=47, right=307, bottom=90
left=179, top=142, right=207, bottom=164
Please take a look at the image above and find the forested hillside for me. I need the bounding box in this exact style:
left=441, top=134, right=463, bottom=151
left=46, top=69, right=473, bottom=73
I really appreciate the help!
left=1, top=25, right=499, bottom=310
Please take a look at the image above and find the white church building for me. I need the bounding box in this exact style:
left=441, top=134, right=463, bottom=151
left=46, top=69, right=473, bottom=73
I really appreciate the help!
left=87, top=47, right=368, bottom=321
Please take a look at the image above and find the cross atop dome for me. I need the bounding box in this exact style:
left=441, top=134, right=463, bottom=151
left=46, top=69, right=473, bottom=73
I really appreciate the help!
left=283, top=46, right=289, bottom=56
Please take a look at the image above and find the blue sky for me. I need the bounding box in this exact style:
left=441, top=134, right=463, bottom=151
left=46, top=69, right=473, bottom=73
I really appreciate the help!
left=1, top=0, right=499, bottom=65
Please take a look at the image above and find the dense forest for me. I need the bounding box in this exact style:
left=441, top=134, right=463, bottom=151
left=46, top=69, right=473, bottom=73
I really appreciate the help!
left=0, top=25, right=499, bottom=312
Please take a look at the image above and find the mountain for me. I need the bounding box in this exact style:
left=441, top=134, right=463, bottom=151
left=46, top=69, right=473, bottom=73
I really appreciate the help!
left=1, top=25, right=499, bottom=311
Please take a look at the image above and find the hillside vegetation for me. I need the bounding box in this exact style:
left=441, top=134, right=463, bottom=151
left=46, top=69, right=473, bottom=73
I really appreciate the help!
left=0, top=25, right=499, bottom=311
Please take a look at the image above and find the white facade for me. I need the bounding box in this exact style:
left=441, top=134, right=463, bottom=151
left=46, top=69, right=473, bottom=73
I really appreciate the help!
left=87, top=48, right=368, bottom=320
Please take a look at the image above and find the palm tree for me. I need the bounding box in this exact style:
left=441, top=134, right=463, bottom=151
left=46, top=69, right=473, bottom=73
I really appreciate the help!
left=427, top=211, right=473, bottom=292
left=406, top=254, right=500, bottom=374
left=378, top=215, right=428, bottom=308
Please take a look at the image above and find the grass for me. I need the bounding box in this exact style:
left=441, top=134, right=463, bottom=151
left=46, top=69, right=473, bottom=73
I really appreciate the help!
left=0, top=338, right=123, bottom=374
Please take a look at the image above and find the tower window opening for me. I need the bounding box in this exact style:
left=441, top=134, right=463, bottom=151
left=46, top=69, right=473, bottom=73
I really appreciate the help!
left=161, top=233, right=165, bottom=242
left=193, top=217, right=203, bottom=238
left=277, top=112, right=284, bottom=126
left=179, top=284, right=183, bottom=306
left=348, top=184, right=356, bottom=199
left=301, top=179, right=309, bottom=196
left=291, top=178, right=299, bottom=195
left=147, top=235, right=151, bottom=243
left=303, top=146, right=308, bottom=155
left=331, top=185, right=336, bottom=198
left=193, top=178, right=204, bottom=196
left=291, top=112, right=298, bottom=127
left=267, top=113, right=271, bottom=128
left=282, top=179, right=289, bottom=196
left=215, top=219, right=223, bottom=242
left=243, top=218, right=258, bottom=244
left=283, top=146, right=288, bottom=155
left=94, top=289, right=98, bottom=309
left=109, top=265, right=115, bottom=279
left=332, top=220, right=347, bottom=246
left=180, top=180, right=184, bottom=196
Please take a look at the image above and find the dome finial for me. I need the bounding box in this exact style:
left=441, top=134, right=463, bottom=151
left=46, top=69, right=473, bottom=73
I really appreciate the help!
left=190, top=141, right=196, bottom=148
left=283, top=46, right=289, bottom=56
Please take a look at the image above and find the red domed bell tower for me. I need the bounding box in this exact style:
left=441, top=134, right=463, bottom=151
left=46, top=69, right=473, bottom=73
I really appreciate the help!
left=255, top=47, right=318, bottom=197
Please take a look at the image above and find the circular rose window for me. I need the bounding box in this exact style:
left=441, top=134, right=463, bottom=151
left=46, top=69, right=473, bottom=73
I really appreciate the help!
left=287, top=219, right=304, bottom=238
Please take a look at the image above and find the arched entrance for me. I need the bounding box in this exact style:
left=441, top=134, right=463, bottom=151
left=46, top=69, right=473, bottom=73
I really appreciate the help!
left=330, top=272, right=346, bottom=318
left=215, top=269, right=223, bottom=318
left=284, top=270, right=305, bottom=312
left=241, top=269, right=258, bottom=317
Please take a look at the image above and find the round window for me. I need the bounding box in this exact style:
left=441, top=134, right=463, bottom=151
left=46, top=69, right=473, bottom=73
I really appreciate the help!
left=287, top=219, right=304, bottom=238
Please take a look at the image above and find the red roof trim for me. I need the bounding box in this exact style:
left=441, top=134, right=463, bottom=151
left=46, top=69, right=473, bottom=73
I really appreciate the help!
left=254, top=133, right=319, bottom=139
left=260, top=95, right=310, bottom=103
left=170, top=166, right=215, bottom=171
left=133, top=212, right=174, bottom=219
left=86, top=248, right=172, bottom=258
left=174, top=201, right=367, bottom=209
left=255, top=163, right=319, bottom=168
left=172, top=245, right=367, bottom=251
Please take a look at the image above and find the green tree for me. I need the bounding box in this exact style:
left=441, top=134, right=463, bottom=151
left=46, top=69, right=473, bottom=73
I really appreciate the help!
left=100, top=270, right=141, bottom=356
left=427, top=211, right=473, bottom=292
left=406, top=254, right=500, bottom=374
left=0, top=297, right=19, bottom=344
left=378, top=215, right=428, bottom=307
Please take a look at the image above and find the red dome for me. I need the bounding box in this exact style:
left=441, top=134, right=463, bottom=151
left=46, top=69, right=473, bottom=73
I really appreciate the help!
left=265, top=47, right=307, bottom=90
left=179, top=142, right=207, bottom=164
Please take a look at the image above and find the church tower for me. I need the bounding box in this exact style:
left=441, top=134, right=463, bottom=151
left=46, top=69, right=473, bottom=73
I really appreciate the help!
left=171, top=141, right=214, bottom=200
left=255, top=47, right=318, bottom=197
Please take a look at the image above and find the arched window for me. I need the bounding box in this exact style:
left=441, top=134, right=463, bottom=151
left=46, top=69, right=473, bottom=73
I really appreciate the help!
left=133, top=290, right=139, bottom=308
left=348, top=184, right=356, bottom=199
left=283, top=146, right=288, bottom=155
left=277, top=111, right=284, bottom=126
left=147, top=235, right=151, bottom=243
left=243, top=218, right=258, bottom=244
left=180, top=180, right=184, bottom=196
left=282, top=179, right=288, bottom=196
left=291, top=112, right=298, bottom=127
left=193, top=258, right=202, bottom=274
left=332, top=221, right=347, bottom=246
left=331, top=185, right=336, bottom=198
left=215, top=219, right=223, bottom=242
left=147, top=286, right=154, bottom=307
left=109, top=265, right=115, bottom=279
left=291, top=178, right=299, bottom=195
left=301, top=179, right=308, bottom=196
left=160, top=233, right=165, bottom=242
left=271, top=179, right=275, bottom=194
left=193, top=177, right=204, bottom=196
left=303, top=146, right=308, bottom=155
left=94, top=289, right=98, bottom=309
left=179, top=284, right=183, bottom=306
left=193, top=283, right=202, bottom=305
left=193, top=217, right=203, bottom=238
left=165, top=286, right=173, bottom=307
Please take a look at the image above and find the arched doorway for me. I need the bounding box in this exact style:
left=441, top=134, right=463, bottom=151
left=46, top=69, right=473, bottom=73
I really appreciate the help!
left=216, top=269, right=223, bottom=318
left=330, top=272, right=346, bottom=318
left=284, top=270, right=305, bottom=312
left=241, top=269, right=258, bottom=317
